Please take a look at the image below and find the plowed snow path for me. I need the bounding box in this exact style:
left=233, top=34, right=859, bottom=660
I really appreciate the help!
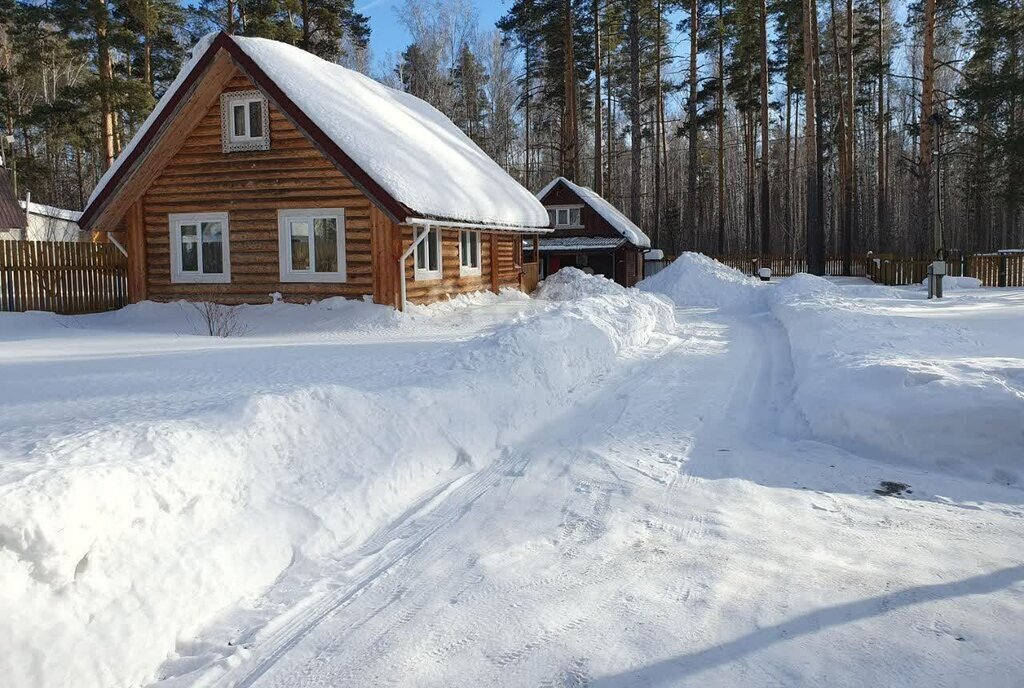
left=184, top=309, right=1024, bottom=688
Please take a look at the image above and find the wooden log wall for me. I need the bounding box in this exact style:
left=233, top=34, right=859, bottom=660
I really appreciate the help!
left=0, top=240, right=128, bottom=314
left=138, top=69, right=377, bottom=305
left=399, top=226, right=522, bottom=305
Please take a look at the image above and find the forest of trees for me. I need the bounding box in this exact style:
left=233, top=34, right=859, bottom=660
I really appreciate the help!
left=1, top=0, right=1022, bottom=266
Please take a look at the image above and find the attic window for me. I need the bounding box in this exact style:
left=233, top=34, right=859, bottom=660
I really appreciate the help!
left=548, top=206, right=582, bottom=228
left=221, top=90, right=270, bottom=152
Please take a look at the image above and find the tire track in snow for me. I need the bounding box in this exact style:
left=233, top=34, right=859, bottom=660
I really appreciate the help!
left=209, top=447, right=530, bottom=688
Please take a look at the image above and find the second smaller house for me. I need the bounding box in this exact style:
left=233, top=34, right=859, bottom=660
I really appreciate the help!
left=535, top=177, right=651, bottom=287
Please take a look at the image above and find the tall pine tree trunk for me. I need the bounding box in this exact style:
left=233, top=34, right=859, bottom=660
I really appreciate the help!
left=561, top=0, right=579, bottom=180
left=628, top=2, right=642, bottom=223
left=804, top=0, right=824, bottom=273
left=95, top=0, right=115, bottom=168
left=920, top=0, right=936, bottom=255
left=593, top=0, right=603, bottom=194
left=717, top=0, right=726, bottom=254
left=877, top=0, right=888, bottom=251
left=688, top=0, right=699, bottom=250
left=759, top=0, right=771, bottom=254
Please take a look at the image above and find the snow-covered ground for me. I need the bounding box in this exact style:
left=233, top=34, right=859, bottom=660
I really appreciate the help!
left=1, top=260, right=1022, bottom=687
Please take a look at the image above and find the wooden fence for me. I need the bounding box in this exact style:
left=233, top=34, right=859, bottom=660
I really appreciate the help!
left=707, top=251, right=1024, bottom=287
left=0, top=240, right=128, bottom=314
left=968, top=252, right=1024, bottom=287
left=711, top=254, right=869, bottom=278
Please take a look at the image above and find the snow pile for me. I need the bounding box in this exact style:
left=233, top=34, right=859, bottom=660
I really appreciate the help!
left=769, top=275, right=1024, bottom=484
left=638, top=252, right=767, bottom=313
left=535, top=267, right=629, bottom=301
left=0, top=290, right=674, bottom=688
left=919, top=275, right=983, bottom=290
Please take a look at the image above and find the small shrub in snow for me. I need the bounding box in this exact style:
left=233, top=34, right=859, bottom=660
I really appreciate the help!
left=191, top=301, right=247, bottom=337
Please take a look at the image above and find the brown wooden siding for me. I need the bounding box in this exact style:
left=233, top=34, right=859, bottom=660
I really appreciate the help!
left=539, top=181, right=622, bottom=241
left=399, top=226, right=521, bottom=305
left=139, top=69, right=377, bottom=305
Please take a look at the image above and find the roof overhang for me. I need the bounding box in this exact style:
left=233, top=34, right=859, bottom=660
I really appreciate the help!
left=403, top=217, right=552, bottom=234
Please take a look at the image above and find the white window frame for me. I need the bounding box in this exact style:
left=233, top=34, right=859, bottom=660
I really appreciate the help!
left=547, top=205, right=584, bottom=228
left=169, top=212, right=231, bottom=284
left=414, top=225, right=443, bottom=281
left=220, top=90, right=270, bottom=153
left=459, top=230, right=482, bottom=277
left=277, top=208, right=347, bottom=283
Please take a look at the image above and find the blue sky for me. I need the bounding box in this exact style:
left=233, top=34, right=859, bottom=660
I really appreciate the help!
left=357, top=0, right=510, bottom=58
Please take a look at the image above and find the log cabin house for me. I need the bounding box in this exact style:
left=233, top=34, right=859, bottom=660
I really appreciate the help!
left=535, top=177, right=651, bottom=287
left=79, top=33, right=550, bottom=310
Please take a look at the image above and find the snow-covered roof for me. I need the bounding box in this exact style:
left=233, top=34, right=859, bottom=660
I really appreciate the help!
left=85, top=33, right=550, bottom=230
left=531, top=236, right=625, bottom=252
left=536, top=177, right=651, bottom=249
left=20, top=200, right=82, bottom=222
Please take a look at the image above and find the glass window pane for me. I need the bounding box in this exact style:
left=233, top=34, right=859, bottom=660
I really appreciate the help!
left=180, top=224, right=198, bottom=272
left=428, top=228, right=439, bottom=272
left=570, top=208, right=580, bottom=225
left=416, top=234, right=427, bottom=269
left=460, top=232, right=468, bottom=267
left=248, top=101, right=263, bottom=138
left=557, top=209, right=568, bottom=225
left=547, top=209, right=556, bottom=226
left=314, top=217, right=338, bottom=272
left=470, top=232, right=479, bottom=267
left=290, top=219, right=310, bottom=271
left=201, top=221, right=224, bottom=274
left=233, top=104, right=246, bottom=137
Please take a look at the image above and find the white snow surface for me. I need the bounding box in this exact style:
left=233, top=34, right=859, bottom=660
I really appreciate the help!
left=2, top=266, right=1023, bottom=688
left=0, top=288, right=672, bottom=688
left=536, top=177, right=652, bottom=248
left=919, top=275, right=983, bottom=289
left=88, top=35, right=549, bottom=229
left=638, top=251, right=767, bottom=312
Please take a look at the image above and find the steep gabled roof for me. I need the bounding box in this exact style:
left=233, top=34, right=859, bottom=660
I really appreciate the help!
left=0, top=168, right=27, bottom=231
left=82, top=33, right=550, bottom=231
left=536, top=177, right=651, bottom=249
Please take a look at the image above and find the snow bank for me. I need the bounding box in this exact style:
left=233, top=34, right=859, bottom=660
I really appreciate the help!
left=918, top=275, right=983, bottom=290
left=638, top=252, right=767, bottom=313
left=535, top=267, right=629, bottom=301
left=769, top=274, right=1024, bottom=484
left=0, top=290, right=674, bottom=688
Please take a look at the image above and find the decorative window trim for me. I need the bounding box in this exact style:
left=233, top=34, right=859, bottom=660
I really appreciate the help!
left=277, top=208, right=347, bottom=283
left=414, top=226, right=443, bottom=281
left=547, top=204, right=584, bottom=228
left=220, top=90, right=270, bottom=153
left=459, top=230, right=482, bottom=277
left=168, top=212, right=231, bottom=283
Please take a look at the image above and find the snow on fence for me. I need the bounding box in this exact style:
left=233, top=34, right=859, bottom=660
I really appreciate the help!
left=0, top=240, right=128, bottom=314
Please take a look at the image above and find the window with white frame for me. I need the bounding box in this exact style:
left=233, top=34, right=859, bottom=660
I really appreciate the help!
left=221, top=90, right=270, bottom=152
left=459, top=230, right=481, bottom=276
left=169, top=212, right=230, bottom=283
left=278, top=208, right=346, bottom=282
left=414, top=226, right=442, bottom=280
left=549, top=206, right=583, bottom=228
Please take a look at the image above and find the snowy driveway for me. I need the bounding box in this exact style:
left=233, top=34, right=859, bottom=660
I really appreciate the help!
left=193, top=304, right=1024, bottom=687
left=2, top=274, right=1023, bottom=688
